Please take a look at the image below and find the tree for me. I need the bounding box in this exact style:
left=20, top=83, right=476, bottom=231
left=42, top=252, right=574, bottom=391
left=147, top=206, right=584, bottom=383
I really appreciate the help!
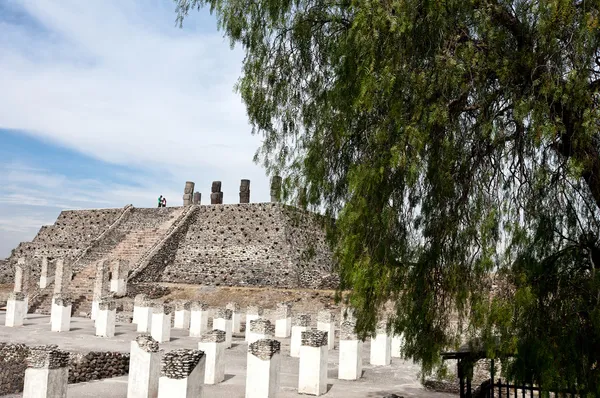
left=176, top=0, right=600, bottom=393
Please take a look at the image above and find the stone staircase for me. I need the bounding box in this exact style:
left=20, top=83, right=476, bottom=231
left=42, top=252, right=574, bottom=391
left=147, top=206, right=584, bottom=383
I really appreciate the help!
left=30, top=206, right=187, bottom=316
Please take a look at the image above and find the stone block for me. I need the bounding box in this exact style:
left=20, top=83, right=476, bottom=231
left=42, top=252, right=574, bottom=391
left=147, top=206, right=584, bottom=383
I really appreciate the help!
left=298, top=330, right=328, bottom=396
left=127, top=335, right=161, bottom=398
left=246, top=339, right=281, bottom=398
left=198, top=330, right=226, bottom=384
left=158, top=349, right=205, bottom=398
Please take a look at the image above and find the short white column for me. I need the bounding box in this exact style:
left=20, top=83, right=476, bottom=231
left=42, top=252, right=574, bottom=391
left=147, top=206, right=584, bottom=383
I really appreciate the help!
left=338, top=320, right=362, bottom=380
left=370, top=330, right=391, bottom=366
left=317, top=310, right=336, bottom=350
left=298, top=330, right=328, bottom=396
left=50, top=294, right=71, bottom=332
left=227, top=302, right=241, bottom=333
left=198, top=330, right=226, bottom=384
left=151, top=305, right=172, bottom=343
left=248, top=318, right=275, bottom=345
left=109, top=258, right=128, bottom=295
left=274, top=303, right=292, bottom=338
left=174, top=302, right=191, bottom=329
left=39, top=257, right=54, bottom=289
left=246, top=339, right=281, bottom=398
left=190, top=303, right=209, bottom=337
left=391, top=334, right=404, bottom=358
left=291, top=314, right=311, bottom=358
left=91, top=300, right=100, bottom=321
left=213, top=309, right=233, bottom=348
left=95, top=300, right=117, bottom=338
left=23, top=346, right=69, bottom=398
left=5, top=292, right=26, bottom=327
left=137, top=306, right=153, bottom=333
left=132, top=294, right=149, bottom=324
left=127, top=335, right=161, bottom=398
left=245, top=305, right=263, bottom=342
left=110, top=278, right=127, bottom=295
left=158, top=349, right=205, bottom=398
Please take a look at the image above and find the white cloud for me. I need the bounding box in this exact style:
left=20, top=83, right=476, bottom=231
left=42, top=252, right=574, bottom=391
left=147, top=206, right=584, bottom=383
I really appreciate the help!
left=0, top=0, right=270, bottom=178
left=0, top=1, right=276, bottom=256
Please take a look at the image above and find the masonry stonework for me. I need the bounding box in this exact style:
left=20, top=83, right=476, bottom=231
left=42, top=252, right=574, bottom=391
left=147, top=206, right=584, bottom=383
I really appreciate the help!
left=1, top=201, right=336, bottom=296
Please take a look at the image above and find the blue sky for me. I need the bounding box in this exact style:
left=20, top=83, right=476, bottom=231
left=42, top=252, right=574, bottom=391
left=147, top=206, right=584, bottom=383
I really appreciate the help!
left=0, top=1, right=270, bottom=258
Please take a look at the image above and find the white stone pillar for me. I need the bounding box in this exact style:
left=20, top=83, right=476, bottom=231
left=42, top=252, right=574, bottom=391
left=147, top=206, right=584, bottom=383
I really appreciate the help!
left=274, top=303, right=291, bottom=338
left=23, top=346, right=69, bottom=398
left=213, top=309, right=233, bottom=349
left=226, top=302, right=241, bottom=333
left=246, top=339, right=281, bottom=398
left=5, top=292, right=26, bottom=327
left=174, top=302, right=191, bottom=329
left=248, top=318, right=275, bottom=345
left=14, top=258, right=25, bottom=293
left=317, top=310, right=336, bottom=350
left=95, top=300, right=117, bottom=338
left=290, top=314, right=311, bottom=358
left=39, top=257, right=54, bottom=289
left=137, top=306, right=153, bottom=333
left=110, top=258, right=128, bottom=296
left=198, top=330, right=226, bottom=384
left=15, top=258, right=31, bottom=315
left=50, top=294, right=71, bottom=332
left=158, top=349, right=205, bottom=398
left=127, top=334, right=161, bottom=398
left=190, top=302, right=209, bottom=337
left=91, top=259, right=109, bottom=321
left=151, top=304, right=172, bottom=343
left=298, top=330, right=329, bottom=396
left=53, top=259, right=71, bottom=295
left=132, top=294, right=148, bottom=324
left=338, top=320, right=362, bottom=380
left=245, top=305, right=263, bottom=342
left=391, top=334, right=404, bottom=358
left=370, top=325, right=391, bottom=366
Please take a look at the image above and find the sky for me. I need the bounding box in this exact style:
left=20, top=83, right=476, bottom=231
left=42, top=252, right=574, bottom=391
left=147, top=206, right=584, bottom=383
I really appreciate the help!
left=0, top=0, right=271, bottom=258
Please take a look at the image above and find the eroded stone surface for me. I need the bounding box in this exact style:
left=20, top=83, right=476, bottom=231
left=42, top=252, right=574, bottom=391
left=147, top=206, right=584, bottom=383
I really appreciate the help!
left=160, top=349, right=204, bottom=379
left=248, top=339, right=280, bottom=360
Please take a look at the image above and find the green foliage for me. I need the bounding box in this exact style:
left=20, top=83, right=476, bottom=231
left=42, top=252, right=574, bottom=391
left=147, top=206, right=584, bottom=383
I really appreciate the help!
left=176, top=0, right=600, bottom=393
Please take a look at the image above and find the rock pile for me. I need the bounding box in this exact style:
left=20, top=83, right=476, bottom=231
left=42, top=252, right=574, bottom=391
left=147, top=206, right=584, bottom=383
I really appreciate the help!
left=275, top=303, right=291, bottom=318
left=53, top=293, right=72, bottom=307
left=301, top=330, right=328, bottom=347
left=99, top=300, right=116, bottom=311
left=294, top=314, right=311, bottom=327
left=161, top=349, right=204, bottom=379
left=191, top=301, right=208, bottom=311
left=317, top=310, right=334, bottom=323
left=26, top=345, right=69, bottom=369
left=68, top=351, right=130, bottom=384
left=9, top=292, right=25, bottom=301
left=135, top=334, right=160, bottom=353
left=215, top=308, right=232, bottom=320
left=249, top=339, right=281, bottom=360
left=340, top=320, right=358, bottom=340
left=247, top=305, right=263, bottom=316
left=199, top=330, right=226, bottom=343
left=175, top=301, right=191, bottom=311
left=249, top=319, right=275, bottom=334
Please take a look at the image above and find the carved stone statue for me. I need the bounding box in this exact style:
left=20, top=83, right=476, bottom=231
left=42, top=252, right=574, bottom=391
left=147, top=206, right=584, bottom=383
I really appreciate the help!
left=183, top=181, right=195, bottom=206
left=270, top=176, right=282, bottom=202
left=193, top=192, right=201, bottom=205
left=239, top=179, right=250, bottom=203
left=211, top=181, right=223, bottom=204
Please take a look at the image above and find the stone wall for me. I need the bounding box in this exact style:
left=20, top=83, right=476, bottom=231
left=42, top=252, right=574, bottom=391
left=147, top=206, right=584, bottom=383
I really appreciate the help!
left=0, top=343, right=28, bottom=395
left=154, top=203, right=335, bottom=288
left=0, top=343, right=129, bottom=395
left=3, top=203, right=337, bottom=289
left=0, top=208, right=126, bottom=284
